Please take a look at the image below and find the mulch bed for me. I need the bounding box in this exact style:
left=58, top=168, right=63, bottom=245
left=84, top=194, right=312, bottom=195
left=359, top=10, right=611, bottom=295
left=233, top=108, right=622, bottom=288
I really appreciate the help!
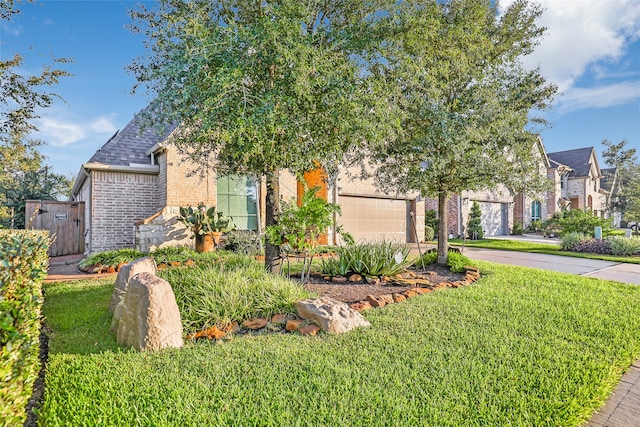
left=301, top=263, right=468, bottom=304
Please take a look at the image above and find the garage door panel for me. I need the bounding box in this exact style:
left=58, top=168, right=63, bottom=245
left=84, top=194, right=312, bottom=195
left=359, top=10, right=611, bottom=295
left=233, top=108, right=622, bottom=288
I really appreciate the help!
left=339, top=196, right=407, bottom=243
left=477, top=201, right=506, bottom=237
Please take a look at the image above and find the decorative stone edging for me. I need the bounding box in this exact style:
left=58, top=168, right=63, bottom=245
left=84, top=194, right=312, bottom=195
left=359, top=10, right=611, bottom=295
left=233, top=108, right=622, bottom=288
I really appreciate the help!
left=348, top=265, right=481, bottom=312
left=186, top=266, right=481, bottom=342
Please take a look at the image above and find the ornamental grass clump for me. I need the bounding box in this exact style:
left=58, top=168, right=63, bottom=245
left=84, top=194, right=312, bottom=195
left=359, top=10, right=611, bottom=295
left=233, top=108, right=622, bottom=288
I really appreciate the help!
left=321, top=239, right=411, bottom=278
left=608, top=236, right=640, bottom=256
left=560, top=232, right=589, bottom=251
left=79, top=248, right=146, bottom=270
left=157, top=257, right=310, bottom=333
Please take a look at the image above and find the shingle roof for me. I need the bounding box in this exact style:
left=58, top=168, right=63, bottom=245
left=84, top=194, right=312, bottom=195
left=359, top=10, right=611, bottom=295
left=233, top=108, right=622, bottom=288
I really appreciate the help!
left=87, top=108, right=177, bottom=167
left=600, top=167, right=617, bottom=192
left=547, top=147, right=595, bottom=177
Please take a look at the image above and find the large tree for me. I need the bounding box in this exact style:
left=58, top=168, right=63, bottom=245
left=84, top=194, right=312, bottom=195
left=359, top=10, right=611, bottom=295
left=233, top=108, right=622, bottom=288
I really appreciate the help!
left=371, top=0, right=556, bottom=264
left=128, top=0, right=388, bottom=270
left=0, top=0, right=71, bottom=228
left=601, top=138, right=640, bottom=217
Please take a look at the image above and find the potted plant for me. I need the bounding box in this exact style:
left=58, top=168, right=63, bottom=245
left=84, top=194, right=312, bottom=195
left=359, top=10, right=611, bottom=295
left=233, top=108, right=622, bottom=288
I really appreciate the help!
left=178, top=204, right=234, bottom=252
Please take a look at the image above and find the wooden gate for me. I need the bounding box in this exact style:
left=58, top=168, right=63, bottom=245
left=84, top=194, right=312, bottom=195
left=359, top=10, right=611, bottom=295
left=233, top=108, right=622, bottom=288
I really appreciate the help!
left=25, top=200, right=85, bottom=256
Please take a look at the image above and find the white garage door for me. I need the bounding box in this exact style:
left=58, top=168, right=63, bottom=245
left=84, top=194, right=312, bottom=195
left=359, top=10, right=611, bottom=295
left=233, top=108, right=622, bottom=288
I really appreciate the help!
left=338, top=196, right=408, bottom=243
left=477, top=201, right=507, bottom=237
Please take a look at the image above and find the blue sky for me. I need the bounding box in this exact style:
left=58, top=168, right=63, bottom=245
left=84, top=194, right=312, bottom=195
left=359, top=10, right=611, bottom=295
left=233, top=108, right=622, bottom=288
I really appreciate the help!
left=2, top=0, right=640, bottom=179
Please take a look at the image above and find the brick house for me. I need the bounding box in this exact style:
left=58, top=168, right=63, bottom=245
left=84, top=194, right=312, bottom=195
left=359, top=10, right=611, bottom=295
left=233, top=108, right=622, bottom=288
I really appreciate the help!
left=426, top=142, right=617, bottom=238
left=71, top=109, right=423, bottom=254
left=547, top=147, right=609, bottom=217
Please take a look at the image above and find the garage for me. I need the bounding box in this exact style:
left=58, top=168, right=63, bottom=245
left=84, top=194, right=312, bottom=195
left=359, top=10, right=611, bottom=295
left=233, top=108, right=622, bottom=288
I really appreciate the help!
left=338, top=196, right=409, bottom=243
left=476, top=201, right=508, bottom=237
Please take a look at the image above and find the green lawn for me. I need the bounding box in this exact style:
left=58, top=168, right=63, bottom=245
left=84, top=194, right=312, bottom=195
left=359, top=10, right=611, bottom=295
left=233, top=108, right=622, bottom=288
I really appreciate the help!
left=40, top=263, right=640, bottom=426
left=450, top=238, right=640, bottom=264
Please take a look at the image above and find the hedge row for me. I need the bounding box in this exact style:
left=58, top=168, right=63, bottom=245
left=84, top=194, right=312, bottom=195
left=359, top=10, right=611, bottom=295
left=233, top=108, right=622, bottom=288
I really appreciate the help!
left=0, top=230, right=50, bottom=426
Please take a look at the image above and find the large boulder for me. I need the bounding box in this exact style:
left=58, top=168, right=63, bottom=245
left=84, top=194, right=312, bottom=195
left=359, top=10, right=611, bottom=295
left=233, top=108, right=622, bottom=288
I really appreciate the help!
left=116, top=272, right=183, bottom=351
left=109, top=256, right=157, bottom=313
left=295, top=297, right=371, bottom=334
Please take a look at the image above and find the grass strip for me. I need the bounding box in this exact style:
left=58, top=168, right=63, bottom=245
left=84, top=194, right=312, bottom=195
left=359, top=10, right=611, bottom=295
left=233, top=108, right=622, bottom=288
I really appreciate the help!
left=40, top=262, right=640, bottom=426
left=450, top=238, right=640, bottom=264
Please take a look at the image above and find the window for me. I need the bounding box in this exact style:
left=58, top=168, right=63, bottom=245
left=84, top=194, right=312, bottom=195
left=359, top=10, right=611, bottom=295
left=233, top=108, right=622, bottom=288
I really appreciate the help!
left=216, top=175, right=258, bottom=230
left=531, top=201, right=541, bottom=221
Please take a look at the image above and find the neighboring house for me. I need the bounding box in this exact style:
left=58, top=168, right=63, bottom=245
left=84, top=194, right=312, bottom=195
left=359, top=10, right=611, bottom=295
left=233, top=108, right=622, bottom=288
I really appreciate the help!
left=71, top=109, right=423, bottom=254
left=426, top=142, right=617, bottom=238
left=547, top=147, right=609, bottom=218
left=427, top=138, right=551, bottom=238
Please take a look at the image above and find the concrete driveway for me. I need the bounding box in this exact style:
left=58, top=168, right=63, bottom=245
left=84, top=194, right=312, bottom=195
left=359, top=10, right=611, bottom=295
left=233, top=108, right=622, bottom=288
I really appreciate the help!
left=459, top=247, right=640, bottom=285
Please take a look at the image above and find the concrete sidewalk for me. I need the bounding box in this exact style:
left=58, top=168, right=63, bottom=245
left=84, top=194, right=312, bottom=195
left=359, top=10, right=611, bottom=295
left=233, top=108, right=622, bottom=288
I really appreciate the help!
left=459, top=246, right=640, bottom=285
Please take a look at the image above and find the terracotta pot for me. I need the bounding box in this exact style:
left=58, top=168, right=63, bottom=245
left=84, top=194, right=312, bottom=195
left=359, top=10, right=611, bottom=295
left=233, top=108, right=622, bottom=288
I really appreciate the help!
left=195, top=233, right=215, bottom=253
left=210, top=231, right=223, bottom=246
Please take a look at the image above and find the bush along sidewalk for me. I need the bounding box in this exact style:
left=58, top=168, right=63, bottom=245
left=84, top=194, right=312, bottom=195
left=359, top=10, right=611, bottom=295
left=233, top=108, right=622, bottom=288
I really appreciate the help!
left=0, top=230, right=49, bottom=426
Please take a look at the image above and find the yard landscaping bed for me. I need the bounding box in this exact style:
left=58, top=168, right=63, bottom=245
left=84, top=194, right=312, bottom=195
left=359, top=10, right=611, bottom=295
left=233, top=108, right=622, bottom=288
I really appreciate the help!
left=303, top=263, right=466, bottom=303
left=38, top=261, right=640, bottom=426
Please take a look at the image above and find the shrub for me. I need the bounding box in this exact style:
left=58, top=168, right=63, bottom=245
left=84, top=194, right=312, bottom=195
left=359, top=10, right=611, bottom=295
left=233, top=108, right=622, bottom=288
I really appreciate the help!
left=223, top=230, right=262, bottom=256
left=425, top=209, right=438, bottom=237
left=467, top=201, right=483, bottom=240
left=527, top=219, right=542, bottom=233
left=445, top=251, right=474, bottom=273
left=321, top=240, right=411, bottom=278
left=424, top=225, right=435, bottom=242
left=0, top=230, right=50, bottom=426
left=573, top=239, right=612, bottom=255
left=560, top=232, right=589, bottom=251
left=414, top=249, right=475, bottom=273
left=608, top=236, right=640, bottom=256
left=511, top=221, right=524, bottom=236
left=559, top=209, right=613, bottom=237
left=157, top=258, right=310, bottom=332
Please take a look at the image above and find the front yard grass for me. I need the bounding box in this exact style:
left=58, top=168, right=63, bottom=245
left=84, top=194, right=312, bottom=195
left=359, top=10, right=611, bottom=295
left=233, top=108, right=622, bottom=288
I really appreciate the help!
left=450, top=238, right=640, bottom=264
left=40, top=262, right=640, bottom=426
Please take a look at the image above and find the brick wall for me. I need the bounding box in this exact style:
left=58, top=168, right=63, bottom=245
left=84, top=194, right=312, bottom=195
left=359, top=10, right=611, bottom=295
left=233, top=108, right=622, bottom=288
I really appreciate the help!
left=424, top=194, right=461, bottom=237
left=165, top=147, right=218, bottom=207
left=90, top=170, right=158, bottom=253
left=513, top=193, right=524, bottom=224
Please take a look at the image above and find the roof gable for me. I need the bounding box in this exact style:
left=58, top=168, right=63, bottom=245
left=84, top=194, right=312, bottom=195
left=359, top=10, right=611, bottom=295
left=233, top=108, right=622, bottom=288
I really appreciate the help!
left=547, top=147, right=598, bottom=178
left=88, top=108, right=176, bottom=167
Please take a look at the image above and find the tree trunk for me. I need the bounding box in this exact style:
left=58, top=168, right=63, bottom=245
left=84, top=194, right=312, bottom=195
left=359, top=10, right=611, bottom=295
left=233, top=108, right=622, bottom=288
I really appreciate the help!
left=264, top=170, right=281, bottom=273
left=437, top=192, right=449, bottom=265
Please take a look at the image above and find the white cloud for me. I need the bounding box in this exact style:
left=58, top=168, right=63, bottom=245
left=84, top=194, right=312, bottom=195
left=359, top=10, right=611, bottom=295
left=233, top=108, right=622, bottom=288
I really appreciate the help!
left=1, top=22, right=22, bottom=37
left=502, top=0, right=640, bottom=92
left=557, top=81, right=640, bottom=113
left=36, top=114, right=118, bottom=147
left=89, top=115, right=118, bottom=134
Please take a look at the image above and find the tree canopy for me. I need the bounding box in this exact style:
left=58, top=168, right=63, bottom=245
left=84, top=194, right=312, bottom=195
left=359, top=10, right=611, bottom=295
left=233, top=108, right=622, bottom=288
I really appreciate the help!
left=370, top=0, right=556, bottom=263
left=601, top=138, right=640, bottom=219
left=128, top=0, right=389, bottom=269
left=0, top=0, right=71, bottom=228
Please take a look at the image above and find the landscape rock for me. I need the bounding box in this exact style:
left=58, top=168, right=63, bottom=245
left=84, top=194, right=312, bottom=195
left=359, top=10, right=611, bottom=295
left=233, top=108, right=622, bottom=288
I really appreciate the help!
left=298, top=324, right=321, bottom=336
left=296, top=297, right=371, bottom=334
left=332, top=276, right=348, bottom=283
left=348, top=274, right=362, bottom=282
left=286, top=319, right=305, bottom=331
left=109, top=256, right=157, bottom=313
left=242, top=318, right=268, bottom=330
left=392, top=293, right=406, bottom=303
left=349, top=301, right=373, bottom=311
left=116, top=272, right=183, bottom=351
left=271, top=314, right=286, bottom=324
